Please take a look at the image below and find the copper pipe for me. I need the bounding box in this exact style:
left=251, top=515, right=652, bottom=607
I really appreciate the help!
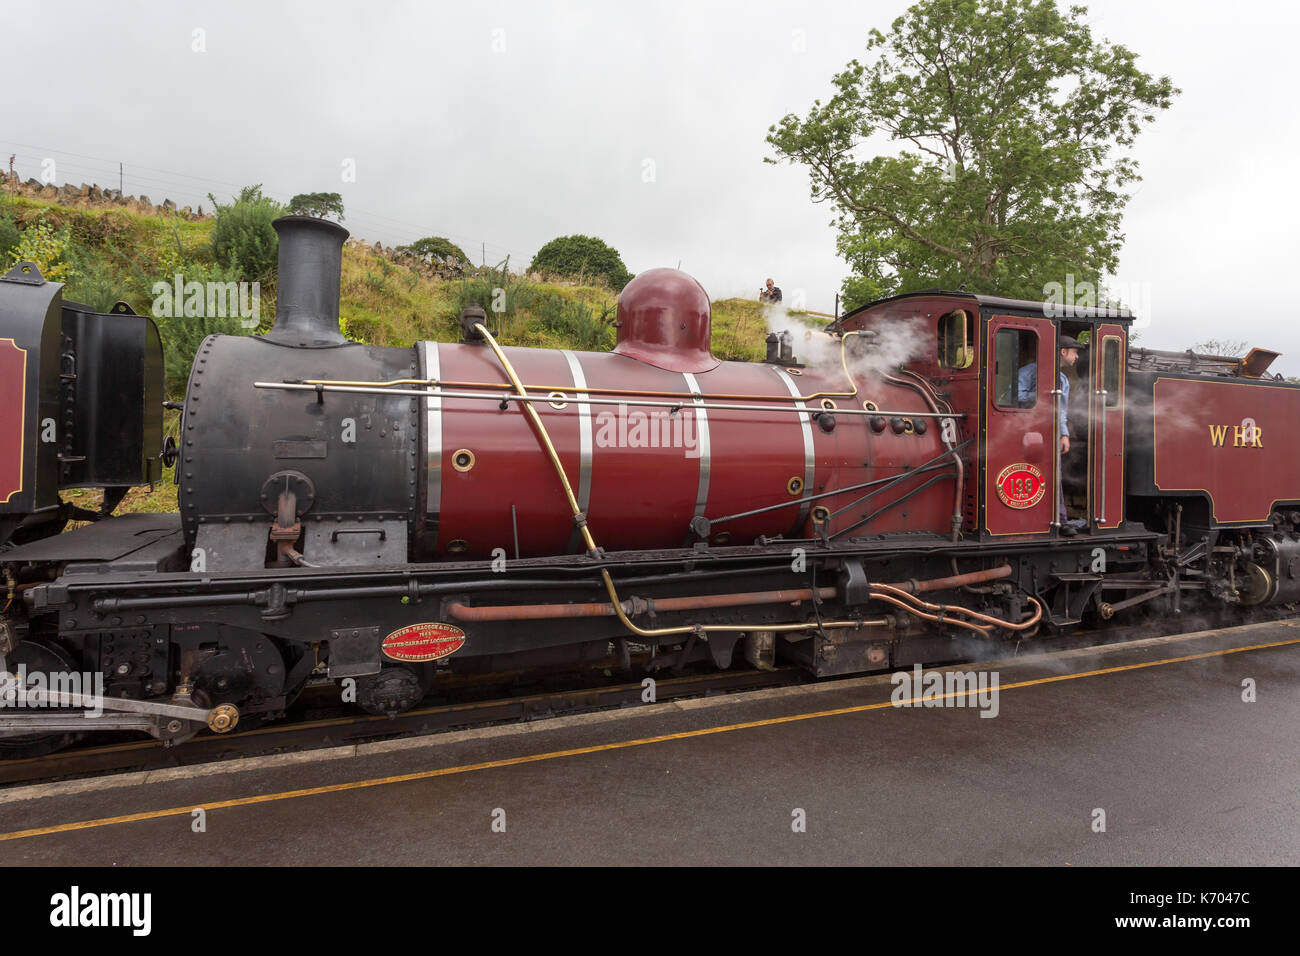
left=870, top=584, right=998, bottom=629
left=892, top=564, right=1013, bottom=594
left=652, top=587, right=836, bottom=612
left=872, top=582, right=1043, bottom=633
left=447, top=586, right=838, bottom=623
left=866, top=592, right=992, bottom=636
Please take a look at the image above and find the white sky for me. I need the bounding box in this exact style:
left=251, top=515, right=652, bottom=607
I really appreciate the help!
left=4, top=0, right=1298, bottom=370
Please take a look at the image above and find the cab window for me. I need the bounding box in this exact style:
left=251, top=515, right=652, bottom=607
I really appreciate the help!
left=1103, top=337, right=1121, bottom=407
left=938, top=310, right=974, bottom=369
left=994, top=328, right=1039, bottom=409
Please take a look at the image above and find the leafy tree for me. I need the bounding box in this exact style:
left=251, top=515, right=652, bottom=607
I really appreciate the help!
left=766, top=0, right=1178, bottom=309
left=398, top=236, right=469, bottom=263
left=287, top=191, right=345, bottom=221
left=207, top=185, right=285, bottom=281
left=529, top=235, right=633, bottom=291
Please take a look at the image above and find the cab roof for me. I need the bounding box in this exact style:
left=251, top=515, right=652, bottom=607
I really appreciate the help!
left=835, top=289, right=1136, bottom=327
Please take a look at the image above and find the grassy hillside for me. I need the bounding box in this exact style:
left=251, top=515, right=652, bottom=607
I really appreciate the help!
left=2, top=192, right=818, bottom=517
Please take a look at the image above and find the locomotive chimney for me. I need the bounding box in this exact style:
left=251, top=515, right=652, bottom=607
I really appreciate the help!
left=266, top=216, right=350, bottom=347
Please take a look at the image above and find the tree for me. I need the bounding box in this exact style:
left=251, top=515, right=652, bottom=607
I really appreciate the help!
left=766, top=0, right=1178, bottom=309
left=207, top=185, right=285, bottom=281
left=287, top=191, right=345, bottom=221
left=529, top=235, right=633, bottom=291
left=397, top=236, right=469, bottom=263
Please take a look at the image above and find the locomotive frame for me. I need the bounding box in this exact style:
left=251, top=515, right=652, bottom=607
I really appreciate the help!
left=2, top=215, right=1297, bottom=751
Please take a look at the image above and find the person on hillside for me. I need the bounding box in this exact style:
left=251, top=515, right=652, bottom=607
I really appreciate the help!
left=759, top=278, right=783, bottom=303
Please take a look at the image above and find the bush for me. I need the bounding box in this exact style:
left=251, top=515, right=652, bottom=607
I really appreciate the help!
left=398, top=236, right=469, bottom=264
left=63, top=255, right=123, bottom=313
left=8, top=220, right=75, bottom=283
left=452, top=259, right=530, bottom=333
left=528, top=235, right=632, bottom=291
left=207, top=185, right=285, bottom=281
left=530, top=293, right=616, bottom=351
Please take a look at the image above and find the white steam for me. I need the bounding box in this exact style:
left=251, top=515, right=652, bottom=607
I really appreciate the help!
left=845, top=317, right=931, bottom=379
left=760, top=303, right=839, bottom=367
left=759, top=305, right=930, bottom=383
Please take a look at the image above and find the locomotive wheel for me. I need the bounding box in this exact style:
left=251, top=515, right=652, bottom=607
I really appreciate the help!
left=0, top=639, right=87, bottom=758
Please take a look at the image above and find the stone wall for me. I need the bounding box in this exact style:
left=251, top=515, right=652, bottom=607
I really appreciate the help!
left=0, top=171, right=208, bottom=220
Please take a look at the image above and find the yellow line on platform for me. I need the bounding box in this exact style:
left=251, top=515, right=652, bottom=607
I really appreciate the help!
left=2, top=635, right=1297, bottom=843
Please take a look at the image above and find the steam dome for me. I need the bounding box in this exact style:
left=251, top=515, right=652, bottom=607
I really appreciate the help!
left=613, top=268, right=719, bottom=373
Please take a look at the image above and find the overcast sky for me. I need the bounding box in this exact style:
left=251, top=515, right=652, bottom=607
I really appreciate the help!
left=4, top=0, right=1298, bottom=370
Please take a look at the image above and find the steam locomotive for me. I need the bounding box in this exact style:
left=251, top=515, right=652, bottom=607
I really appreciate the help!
left=3, top=215, right=1298, bottom=753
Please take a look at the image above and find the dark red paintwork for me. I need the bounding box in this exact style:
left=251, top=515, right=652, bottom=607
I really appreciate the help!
left=983, top=313, right=1058, bottom=537
left=432, top=342, right=952, bottom=558
left=1150, top=376, right=1300, bottom=525
left=1092, top=323, right=1126, bottom=528
left=0, top=337, right=25, bottom=504
left=613, top=268, right=720, bottom=373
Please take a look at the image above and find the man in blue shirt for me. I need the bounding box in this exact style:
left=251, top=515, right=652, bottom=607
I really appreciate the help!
left=1016, top=334, right=1083, bottom=534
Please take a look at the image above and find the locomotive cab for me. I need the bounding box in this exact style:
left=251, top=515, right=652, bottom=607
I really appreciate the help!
left=834, top=291, right=1133, bottom=540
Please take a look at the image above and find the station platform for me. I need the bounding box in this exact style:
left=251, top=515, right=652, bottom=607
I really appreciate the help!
left=2, top=619, right=1298, bottom=866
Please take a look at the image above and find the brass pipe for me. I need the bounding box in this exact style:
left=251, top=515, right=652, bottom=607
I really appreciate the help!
left=473, top=323, right=597, bottom=556
left=303, top=330, right=869, bottom=404
left=257, top=381, right=965, bottom=420
left=307, top=377, right=854, bottom=404
left=471, top=321, right=884, bottom=640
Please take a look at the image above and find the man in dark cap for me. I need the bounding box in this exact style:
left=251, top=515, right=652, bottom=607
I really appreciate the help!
left=1017, top=334, right=1085, bottom=535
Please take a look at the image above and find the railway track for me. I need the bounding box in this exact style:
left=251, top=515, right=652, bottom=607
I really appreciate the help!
left=0, top=664, right=808, bottom=788
left=5, top=607, right=1291, bottom=790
